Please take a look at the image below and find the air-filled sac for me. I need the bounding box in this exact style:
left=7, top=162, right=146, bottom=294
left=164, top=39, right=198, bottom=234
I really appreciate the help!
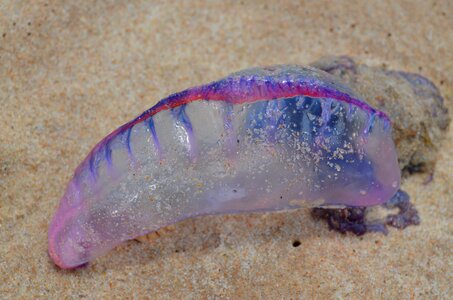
left=48, top=65, right=400, bottom=268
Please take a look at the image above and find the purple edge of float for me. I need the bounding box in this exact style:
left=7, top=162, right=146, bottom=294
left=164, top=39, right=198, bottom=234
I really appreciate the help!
left=78, top=75, right=390, bottom=177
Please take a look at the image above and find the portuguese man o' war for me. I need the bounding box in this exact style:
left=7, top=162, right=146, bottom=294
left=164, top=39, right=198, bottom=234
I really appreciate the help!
left=49, top=65, right=402, bottom=269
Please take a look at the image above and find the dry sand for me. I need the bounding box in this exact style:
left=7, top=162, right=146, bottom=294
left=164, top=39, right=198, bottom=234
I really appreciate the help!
left=0, top=1, right=452, bottom=299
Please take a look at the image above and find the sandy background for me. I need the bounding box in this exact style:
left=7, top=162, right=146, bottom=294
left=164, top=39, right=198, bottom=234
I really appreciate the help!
left=0, top=1, right=452, bottom=299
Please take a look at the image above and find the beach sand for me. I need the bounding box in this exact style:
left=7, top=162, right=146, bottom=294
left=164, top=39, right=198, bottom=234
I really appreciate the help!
left=0, top=1, right=451, bottom=298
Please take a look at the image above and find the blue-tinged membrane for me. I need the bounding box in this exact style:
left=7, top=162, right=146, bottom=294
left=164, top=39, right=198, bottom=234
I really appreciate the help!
left=147, top=117, right=161, bottom=154
left=172, top=104, right=194, bottom=136
left=245, top=96, right=376, bottom=190
left=246, top=96, right=346, bottom=143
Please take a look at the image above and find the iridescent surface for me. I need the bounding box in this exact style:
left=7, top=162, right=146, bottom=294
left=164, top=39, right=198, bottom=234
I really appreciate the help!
left=48, top=66, right=400, bottom=269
